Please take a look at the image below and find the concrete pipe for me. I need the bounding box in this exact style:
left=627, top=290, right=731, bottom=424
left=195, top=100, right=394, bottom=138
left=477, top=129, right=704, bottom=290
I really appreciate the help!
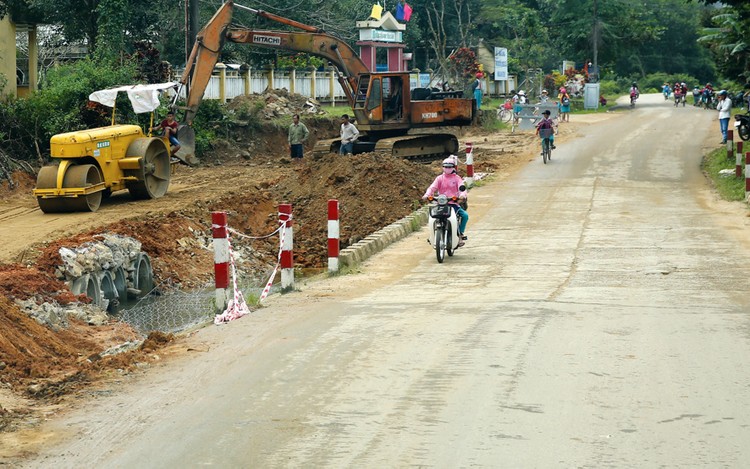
left=69, top=274, right=101, bottom=307
left=112, top=266, right=127, bottom=302
left=130, top=252, right=154, bottom=298
left=97, top=270, right=117, bottom=312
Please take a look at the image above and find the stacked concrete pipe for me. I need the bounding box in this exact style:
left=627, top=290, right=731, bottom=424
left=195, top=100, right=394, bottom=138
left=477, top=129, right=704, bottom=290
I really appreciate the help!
left=56, top=234, right=154, bottom=312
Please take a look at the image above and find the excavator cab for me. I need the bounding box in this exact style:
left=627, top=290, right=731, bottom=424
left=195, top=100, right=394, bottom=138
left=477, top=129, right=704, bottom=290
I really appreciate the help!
left=353, top=73, right=410, bottom=132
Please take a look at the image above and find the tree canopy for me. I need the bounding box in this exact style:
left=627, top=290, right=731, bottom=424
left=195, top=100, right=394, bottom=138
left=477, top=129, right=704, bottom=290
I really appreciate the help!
left=0, top=0, right=748, bottom=84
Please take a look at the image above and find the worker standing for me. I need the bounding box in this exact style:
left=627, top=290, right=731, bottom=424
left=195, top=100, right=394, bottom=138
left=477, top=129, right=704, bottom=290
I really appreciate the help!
left=288, top=114, right=309, bottom=163
left=339, top=114, right=359, bottom=155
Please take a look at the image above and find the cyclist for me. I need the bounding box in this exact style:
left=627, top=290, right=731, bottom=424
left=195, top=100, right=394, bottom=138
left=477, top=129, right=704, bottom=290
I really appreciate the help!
left=629, top=82, right=640, bottom=105
left=535, top=109, right=556, bottom=154
left=692, top=85, right=701, bottom=106
left=422, top=157, right=469, bottom=246
left=702, top=83, right=714, bottom=109
left=512, top=89, right=527, bottom=124
left=662, top=82, right=671, bottom=100
left=673, top=81, right=683, bottom=106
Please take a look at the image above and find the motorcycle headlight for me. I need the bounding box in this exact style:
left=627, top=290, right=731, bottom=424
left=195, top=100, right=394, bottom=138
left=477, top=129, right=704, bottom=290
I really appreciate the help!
left=437, top=194, right=448, bottom=205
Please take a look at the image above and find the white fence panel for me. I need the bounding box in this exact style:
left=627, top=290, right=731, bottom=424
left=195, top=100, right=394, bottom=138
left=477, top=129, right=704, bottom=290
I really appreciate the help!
left=174, top=67, right=374, bottom=102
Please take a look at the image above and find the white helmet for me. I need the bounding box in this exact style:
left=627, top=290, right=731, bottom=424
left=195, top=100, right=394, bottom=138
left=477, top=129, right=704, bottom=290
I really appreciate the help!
left=442, top=157, right=456, bottom=168
left=518, top=90, right=526, bottom=96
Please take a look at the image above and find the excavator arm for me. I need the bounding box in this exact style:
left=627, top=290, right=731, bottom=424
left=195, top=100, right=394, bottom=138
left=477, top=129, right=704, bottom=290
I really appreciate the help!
left=226, top=29, right=368, bottom=105
left=180, top=0, right=368, bottom=126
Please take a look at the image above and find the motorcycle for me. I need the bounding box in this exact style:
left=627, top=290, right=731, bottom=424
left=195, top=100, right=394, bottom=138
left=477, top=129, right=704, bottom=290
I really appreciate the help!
left=674, top=92, right=683, bottom=107
left=731, top=91, right=746, bottom=108
left=427, top=192, right=465, bottom=263
left=734, top=114, right=750, bottom=141
left=630, top=92, right=638, bottom=108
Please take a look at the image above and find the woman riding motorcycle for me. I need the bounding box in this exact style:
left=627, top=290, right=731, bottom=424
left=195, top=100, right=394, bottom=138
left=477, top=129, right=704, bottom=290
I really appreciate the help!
left=423, top=157, right=469, bottom=245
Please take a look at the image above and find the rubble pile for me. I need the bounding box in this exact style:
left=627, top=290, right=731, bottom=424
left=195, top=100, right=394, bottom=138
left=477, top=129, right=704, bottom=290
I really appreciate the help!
left=227, top=89, right=324, bottom=119
left=15, top=298, right=108, bottom=328
left=15, top=234, right=154, bottom=327
left=56, top=233, right=142, bottom=280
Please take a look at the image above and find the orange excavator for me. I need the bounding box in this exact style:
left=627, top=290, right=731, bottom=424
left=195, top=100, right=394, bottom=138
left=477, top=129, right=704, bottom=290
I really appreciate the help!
left=177, top=1, right=476, bottom=162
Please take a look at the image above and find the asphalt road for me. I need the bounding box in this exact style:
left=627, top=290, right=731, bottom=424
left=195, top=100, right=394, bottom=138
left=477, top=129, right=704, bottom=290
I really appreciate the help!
left=19, top=94, right=750, bottom=467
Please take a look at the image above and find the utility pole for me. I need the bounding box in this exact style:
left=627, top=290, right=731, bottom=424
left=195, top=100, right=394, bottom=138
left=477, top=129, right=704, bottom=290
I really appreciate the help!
left=592, top=0, right=599, bottom=82
left=184, top=0, right=200, bottom=94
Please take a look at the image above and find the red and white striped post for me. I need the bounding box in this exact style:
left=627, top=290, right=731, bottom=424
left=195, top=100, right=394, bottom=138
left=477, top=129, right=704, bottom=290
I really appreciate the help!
left=279, top=203, right=294, bottom=291
left=212, top=211, right=229, bottom=314
left=327, top=199, right=340, bottom=273
left=465, top=142, right=475, bottom=186
left=727, top=129, right=734, bottom=159
left=745, top=152, right=750, bottom=200
left=736, top=141, right=744, bottom=178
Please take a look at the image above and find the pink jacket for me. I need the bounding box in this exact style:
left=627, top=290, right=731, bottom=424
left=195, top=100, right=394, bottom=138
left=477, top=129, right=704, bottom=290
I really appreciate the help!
left=423, top=173, right=467, bottom=201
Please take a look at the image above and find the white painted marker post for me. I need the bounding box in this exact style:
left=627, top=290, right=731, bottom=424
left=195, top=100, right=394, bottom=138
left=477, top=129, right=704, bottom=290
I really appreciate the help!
left=279, top=204, right=294, bottom=291
left=465, top=142, right=474, bottom=187
left=328, top=199, right=339, bottom=273
left=212, top=211, right=229, bottom=314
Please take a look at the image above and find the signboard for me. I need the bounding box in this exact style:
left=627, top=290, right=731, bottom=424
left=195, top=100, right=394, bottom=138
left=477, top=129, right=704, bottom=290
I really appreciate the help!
left=494, top=47, right=508, bottom=81
left=409, top=73, right=432, bottom=90
left=359, top=29, right=403, bottom=43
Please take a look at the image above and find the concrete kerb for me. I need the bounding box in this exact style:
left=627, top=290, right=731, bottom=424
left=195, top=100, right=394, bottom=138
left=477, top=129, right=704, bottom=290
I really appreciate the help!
left=339, top=206, right=429, bottom=268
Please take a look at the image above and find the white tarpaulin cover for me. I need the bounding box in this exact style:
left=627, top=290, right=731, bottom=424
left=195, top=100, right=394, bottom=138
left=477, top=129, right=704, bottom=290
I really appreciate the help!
left=88, top=82, right=179, bottom=114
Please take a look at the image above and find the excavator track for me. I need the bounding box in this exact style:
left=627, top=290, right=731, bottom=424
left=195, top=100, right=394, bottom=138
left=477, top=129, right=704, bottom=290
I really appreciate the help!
left=312, top=133, right=458, bottom=162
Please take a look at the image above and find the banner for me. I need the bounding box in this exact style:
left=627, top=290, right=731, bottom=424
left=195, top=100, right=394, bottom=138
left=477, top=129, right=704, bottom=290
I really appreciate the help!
left=396, top=2, right=404, bottom=20
left=403, top=2, right=413, bottom=21
left=370, top=3, right=383, bottom=20
left=494, top=47, right=508, bottom=81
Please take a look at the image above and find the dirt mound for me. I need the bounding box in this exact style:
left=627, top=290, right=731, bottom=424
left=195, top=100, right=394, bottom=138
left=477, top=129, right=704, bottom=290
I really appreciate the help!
left=0, top=296, right=103, bottom=393
left=227, top=89, right=323, bottom=119
left=0, top=170, right=35, bottom=200
left=283, top=152, right=436, bottom=265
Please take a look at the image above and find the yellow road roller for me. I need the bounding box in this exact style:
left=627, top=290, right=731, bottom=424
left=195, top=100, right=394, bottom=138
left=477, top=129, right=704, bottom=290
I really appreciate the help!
left=33, top=83, right=176, bottom=213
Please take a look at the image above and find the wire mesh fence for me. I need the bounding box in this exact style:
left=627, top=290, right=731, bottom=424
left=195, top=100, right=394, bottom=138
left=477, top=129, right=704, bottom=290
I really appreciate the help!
left=114, top=285, right=216, bottom=335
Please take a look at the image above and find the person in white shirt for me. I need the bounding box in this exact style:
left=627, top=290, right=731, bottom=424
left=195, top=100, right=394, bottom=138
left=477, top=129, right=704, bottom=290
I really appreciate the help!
left=339, top=114, right=360, bottom=155
left=717, top=90, right=732, bottom=144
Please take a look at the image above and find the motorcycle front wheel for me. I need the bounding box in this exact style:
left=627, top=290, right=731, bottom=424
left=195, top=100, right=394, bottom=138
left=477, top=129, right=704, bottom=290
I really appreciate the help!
left=739, top=124, right=750, bottom=141
left=435, top=226, right=446, bottom=263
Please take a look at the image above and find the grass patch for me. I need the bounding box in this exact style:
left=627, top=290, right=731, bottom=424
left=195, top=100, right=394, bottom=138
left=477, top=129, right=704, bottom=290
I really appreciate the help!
left=318, top=103, right=350, bottom=116
left=702, top=147, right=746, bottom=201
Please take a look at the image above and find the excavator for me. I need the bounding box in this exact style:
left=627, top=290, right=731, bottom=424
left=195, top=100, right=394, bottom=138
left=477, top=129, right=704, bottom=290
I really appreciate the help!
left=178, top=1, right=476, bottom=162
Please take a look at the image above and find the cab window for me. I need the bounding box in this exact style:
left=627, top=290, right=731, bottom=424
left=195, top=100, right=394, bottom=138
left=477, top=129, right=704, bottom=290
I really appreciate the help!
left=367, top=78, right=381, bottom=112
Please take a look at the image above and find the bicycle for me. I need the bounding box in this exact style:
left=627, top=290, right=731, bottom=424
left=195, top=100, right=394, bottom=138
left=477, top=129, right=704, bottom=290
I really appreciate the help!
left=539, top=127, right=554, bottom=164
left=496, top=100, right=513, bottom=123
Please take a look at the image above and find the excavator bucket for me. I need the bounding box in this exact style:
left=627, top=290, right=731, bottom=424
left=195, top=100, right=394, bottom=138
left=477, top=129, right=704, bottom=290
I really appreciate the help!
left=174, top=125, right=199, bottom=165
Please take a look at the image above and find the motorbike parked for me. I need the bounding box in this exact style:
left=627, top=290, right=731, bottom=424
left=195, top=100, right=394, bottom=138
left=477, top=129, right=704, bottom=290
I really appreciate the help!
left=427, top=192, right=465, bottom=263
left=734, top=114, right=750, bottom=141
left=731, top=90, right=746, bottom=108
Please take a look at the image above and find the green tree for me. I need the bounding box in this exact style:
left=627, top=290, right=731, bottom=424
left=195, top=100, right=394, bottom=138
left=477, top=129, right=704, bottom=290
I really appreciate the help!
left=476, top=0, right=550, bottom=73
left=698, top=8, right=750, bottom=81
